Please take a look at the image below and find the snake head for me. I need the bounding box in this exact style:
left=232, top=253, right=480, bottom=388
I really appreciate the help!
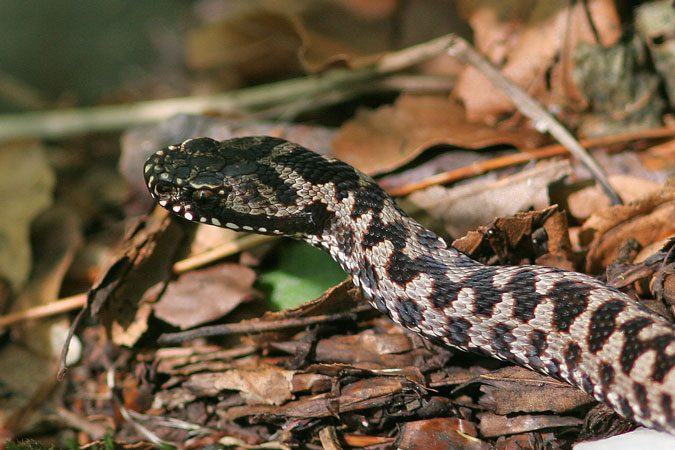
left=143, top=136, right=343, bottom=237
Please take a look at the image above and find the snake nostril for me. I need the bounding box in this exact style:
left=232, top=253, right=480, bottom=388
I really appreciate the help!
left=154, top=181, right=174, bottom=196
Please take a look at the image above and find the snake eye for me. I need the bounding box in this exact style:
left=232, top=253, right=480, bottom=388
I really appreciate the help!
left=192, top=189, right=218, bottom=208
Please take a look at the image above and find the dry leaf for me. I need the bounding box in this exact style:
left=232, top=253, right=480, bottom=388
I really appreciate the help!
left=0, top=142, right=55, bottom=291
left=186, top=11, right=303, bottom=81
left=186, top=365, right=295, bottom=406
left=567, top=175, right=663, bottom=221
left=478, top=366, right=594, bottom=415
left=333, top=95, right=542, bottom=175
left=153, top=264, right=259, bottom=330
left=91, top=208, right=187, bottom=346
left=478, top=411, right=583, bottom=438
left=405, top=160, right=571, bottom=239
left=580, top=180, right=675, bottom=273
left=454, top=0, right=620, bottom=123
left=395, top=418, right=491, bottom=450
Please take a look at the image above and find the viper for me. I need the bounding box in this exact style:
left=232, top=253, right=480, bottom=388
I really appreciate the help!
left=144, top=136, right=675, bottom=434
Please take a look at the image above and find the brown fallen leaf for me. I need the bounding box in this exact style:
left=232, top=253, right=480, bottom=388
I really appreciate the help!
left=454, top=0, right=620, bottom=123
left=567, top=175, right=663, bottom=222
left=479, top=411, right=583, bottom=438
left=452, top=205, right=575, bottom=270
left=580, top=179, right=675, bottom=273
left=184, top=365, right=295, bottom=406
left=87, top=208, right=188, bottom=347
left=186, top=11, right=304, bottom=82
left=11, top=207, right=82, bottom=360
left=314, top=333, right=415, bottom=368
left=395, top=418, right=491, bottom=450
left=405, top=160, right=571, bottom=240
left=153, top=263, right=259, bottom=330
left=332, top=95, right=543, bottom=175
left=0, top=141, right=55, bottom=292
left=477, top=366, right=594, bottom=415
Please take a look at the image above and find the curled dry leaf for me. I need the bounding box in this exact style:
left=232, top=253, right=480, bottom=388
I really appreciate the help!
left=332, top=95, right=543, bottom=175
left=452, top=205, right=574, bottom=269
left=89, top=208, right=188, bottom=347
left=567, top=175, right=663, bottom=222
left=580, top=180, right=675, bottom=273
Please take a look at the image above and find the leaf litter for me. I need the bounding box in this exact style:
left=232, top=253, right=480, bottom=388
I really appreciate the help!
left=0, top=1, right=674, bottom=449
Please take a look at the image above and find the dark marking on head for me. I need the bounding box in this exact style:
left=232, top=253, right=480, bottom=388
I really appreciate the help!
left=588, top=299, right=626, bottom=353
left=271, top=142, right=357, bottom=187
left=550, top=279, right=590, bottom=332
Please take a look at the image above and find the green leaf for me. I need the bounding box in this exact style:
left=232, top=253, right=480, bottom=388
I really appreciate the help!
left=258, top=241, right=347, bottom=310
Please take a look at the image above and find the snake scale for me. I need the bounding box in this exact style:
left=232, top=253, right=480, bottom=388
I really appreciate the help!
left=144, top=136, right=675, bottom=434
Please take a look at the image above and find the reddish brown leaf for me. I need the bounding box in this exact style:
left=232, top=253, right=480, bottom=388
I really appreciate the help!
left=332, top=95, right=542, bottom=175
left=153, top=263, right=259, bottom=329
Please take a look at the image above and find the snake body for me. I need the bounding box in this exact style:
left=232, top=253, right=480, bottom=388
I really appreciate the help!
left=144, top=136, right=675, bottom=433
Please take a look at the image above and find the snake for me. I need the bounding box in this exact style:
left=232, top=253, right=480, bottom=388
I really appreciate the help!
left=143, top=136, right=675, bottom=434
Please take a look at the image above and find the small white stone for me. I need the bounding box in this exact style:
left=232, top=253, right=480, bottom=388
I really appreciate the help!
left=258, top=227, right=267, bottom=233
left=242, top=225, right=254, bottom=231
left=184, top=212, right=193, bottom=221
left=200, top=217, right=207, bottom=223
left=225, top=222, right=239, bottom=229
left=172, top=205, right=181, bottom=213
left=159, top=200, right=167, bottom=206
left=211, top=218, right=222, bottom=226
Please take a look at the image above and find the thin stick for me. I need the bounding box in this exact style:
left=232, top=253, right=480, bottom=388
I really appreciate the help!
left=0, top=234, right=276, bottom=327
left=172, top=234, right=276, bottom=274
left=158, top=304, right=372, bottom=345
left=444, top=35, right=622, bottom=205
left=0, top=36, right=456, bottom=141
left=386, top=125, right=675, bottom=196
left=0, top=293, right=87, bottom=328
